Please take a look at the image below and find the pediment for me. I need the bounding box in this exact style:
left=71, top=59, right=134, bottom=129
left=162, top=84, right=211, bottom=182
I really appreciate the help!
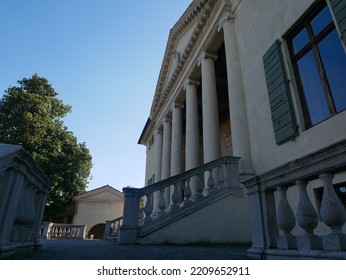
left=150, top=1, right=204, bottom=119
left=165, top=21, right=198, bottom=89
left=73, top=185, right=124, bottom=202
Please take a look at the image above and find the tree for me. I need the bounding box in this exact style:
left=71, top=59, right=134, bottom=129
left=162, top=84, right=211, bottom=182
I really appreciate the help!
left=0, top=74, right=93, bottom=219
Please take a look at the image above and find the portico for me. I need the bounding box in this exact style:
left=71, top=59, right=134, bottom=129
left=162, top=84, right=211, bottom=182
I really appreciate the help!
left=144, top=29, right=252, bottom=210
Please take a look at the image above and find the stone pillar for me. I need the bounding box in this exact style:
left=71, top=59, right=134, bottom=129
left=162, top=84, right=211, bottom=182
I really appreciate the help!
left=152, top=128, right=163, bottom=215
left=184, top=79, right=202, bottom=199
left=218, top=12, right=252, bottom=171
left=118, top=187, right=141, bottom=244
left=161, top=117, right=172, bottom=205
left=171, top=102, right=184, bottom=176
left=170, top=102, right=184, bottom=206
left=198, top=52, right=221, bottom=164
left=0, top=168, right=25, bottom=248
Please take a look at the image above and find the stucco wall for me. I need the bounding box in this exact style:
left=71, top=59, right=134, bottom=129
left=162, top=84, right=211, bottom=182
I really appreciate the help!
left=234, top=0, right=346, bottom=174
left=139, top=193, right=252, bottom=244
left=73, top=200, right=123, bottom=233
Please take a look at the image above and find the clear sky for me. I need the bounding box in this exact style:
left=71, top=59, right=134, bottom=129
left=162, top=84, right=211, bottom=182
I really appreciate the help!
left=0, top=0, right=192, bottom=192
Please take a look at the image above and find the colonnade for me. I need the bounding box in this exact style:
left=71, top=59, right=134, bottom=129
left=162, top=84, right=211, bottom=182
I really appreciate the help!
left=150, top=12, right=252, bottom=212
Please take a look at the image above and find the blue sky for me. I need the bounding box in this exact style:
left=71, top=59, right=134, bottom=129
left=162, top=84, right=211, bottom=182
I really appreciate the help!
left=0, top=0, right=192, bottom=191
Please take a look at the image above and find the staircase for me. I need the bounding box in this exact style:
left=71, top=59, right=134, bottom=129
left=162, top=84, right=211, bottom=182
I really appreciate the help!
left=118, top=156, right=252, bottom=244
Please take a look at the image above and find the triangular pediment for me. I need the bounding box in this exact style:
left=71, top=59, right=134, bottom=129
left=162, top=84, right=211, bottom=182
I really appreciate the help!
left=165, top=21, right=198, bottom=88
left=150, top=1, right=204, bottom=118
left=73, top=185, right=124, bottom=202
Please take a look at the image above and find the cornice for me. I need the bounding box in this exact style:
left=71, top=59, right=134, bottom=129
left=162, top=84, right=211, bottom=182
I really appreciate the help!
left=140, top=0, right=221, bottom=144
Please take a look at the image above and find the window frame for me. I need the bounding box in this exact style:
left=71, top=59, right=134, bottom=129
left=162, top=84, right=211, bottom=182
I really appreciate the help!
left=285, top=1, right=344, bottom=129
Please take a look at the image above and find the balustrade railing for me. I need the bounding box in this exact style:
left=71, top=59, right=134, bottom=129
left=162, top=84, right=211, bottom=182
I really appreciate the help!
left=119, top=156, right=241, bottom=244
left=104, top=217, right=123, bottom=240
left=244, top=140, right=346, bottom=259
left=40, top=222, right=86, bottom=240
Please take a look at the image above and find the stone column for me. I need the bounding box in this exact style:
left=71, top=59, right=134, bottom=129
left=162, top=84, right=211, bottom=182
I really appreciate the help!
left=171, top=102, right=184, bottom=177
left=170, top=102, right=184, bottom=206
left=161, top=117, right=172, bottom=205
left=198, top=52, right=221, bottom=164
left=218, top=12, right=252, bottom=171
left=152, top=128, right=163, bottom=215
left=184, top=79, right=202, bottom=199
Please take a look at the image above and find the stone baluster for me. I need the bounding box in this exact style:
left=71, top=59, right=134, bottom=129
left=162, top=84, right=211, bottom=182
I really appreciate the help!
left=319, top=173, right=346, bottom=251
left=143, top=193, right=153, bottom=223
left=276, top=186, right=297, bottom=249
left=158, top=188, right=167, bottom=215
left=195, top=173, right=204, bottom=199
left=183, top=179, right=192, bottom=205
left=206, top=168, right=216, bottom=194
left=218, top=164, right=225, bottom=189
left=295, top=180, right=322, bottom=249
left=171, top=183, right=180, bottom=210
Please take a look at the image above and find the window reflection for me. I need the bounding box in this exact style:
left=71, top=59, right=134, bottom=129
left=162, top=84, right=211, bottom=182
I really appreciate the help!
left=287, top=3, right=346, bottom=128
left=311, top=5, right=333, bottom=36
left=318, top=29, right=346, bottom=113
left=292, top=28, right=309, bottom=54
left=297, top=51, right=331, bottom=125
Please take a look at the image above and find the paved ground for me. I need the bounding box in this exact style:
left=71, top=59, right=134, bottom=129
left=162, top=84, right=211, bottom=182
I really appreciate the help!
left=8, top=239, right=253, bottom=260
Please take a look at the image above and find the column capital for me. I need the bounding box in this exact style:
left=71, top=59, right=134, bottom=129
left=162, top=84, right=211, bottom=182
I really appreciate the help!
left=162, top=117, right=172, bottom=126
left=183, top=79, right=200, bottom=91
left=217, top=11, right=235, bottom=32
left=198, top=51, right=218, bottom=67
left=172, top=101, right=184, bottom=110
left=156, top=126, right=163, bottom=134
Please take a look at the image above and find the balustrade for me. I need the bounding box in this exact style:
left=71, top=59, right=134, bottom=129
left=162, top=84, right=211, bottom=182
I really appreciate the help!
left=274, top=174, right=346, bottom=251
left=104, top=217, right=123, bottom=240
left=40, top=223, right=86, bottom=239
left=244, top=141, right=346, bottom=259
left=119, top=156, right=241, bottom=244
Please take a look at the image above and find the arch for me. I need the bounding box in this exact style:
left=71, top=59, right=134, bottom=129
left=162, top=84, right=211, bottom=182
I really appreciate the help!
left=88, top=223, right=105, bottom=239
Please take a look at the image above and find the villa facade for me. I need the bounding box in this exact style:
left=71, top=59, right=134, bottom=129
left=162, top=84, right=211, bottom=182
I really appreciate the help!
left=119, top=0, right=346, bottom=259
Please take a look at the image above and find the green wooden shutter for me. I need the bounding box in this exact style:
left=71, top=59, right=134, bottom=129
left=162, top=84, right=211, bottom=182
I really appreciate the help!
left=263, top=40, right=298, bottom=145
left=330, top=0, right=346, bottom=44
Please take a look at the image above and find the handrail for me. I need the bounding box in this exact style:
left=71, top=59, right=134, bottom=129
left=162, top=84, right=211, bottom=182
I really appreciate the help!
left=104, top=216, right=123, bottom=240
left=122, top=156, right=240, bottom=196
left=119, top=156, right=241, bottom=244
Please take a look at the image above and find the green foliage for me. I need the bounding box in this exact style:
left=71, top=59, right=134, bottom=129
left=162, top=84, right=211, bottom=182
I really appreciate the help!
left=0, top=74, right=93, bottom=219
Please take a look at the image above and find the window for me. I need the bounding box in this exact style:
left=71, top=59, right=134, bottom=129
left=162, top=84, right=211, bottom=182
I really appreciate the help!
left=287, top=2, right=346, bottom=128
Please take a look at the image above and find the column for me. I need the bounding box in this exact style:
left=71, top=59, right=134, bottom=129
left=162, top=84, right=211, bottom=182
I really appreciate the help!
left=218, top=12, right=252, bottom=171
left=171, top=102, right=184, bottom=176
left=161, top=117, right=172, bottom=205
left=198, top=52, right=221, bottom=164
left=170, top=102, right=184, bottom=207
left=184, top=79, right=202, bottom=199
left=152, top=128, right=163, bottom=214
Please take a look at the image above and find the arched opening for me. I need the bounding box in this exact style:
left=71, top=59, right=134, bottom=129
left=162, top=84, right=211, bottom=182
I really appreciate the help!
left=88, top=223, right=105, bottom=239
